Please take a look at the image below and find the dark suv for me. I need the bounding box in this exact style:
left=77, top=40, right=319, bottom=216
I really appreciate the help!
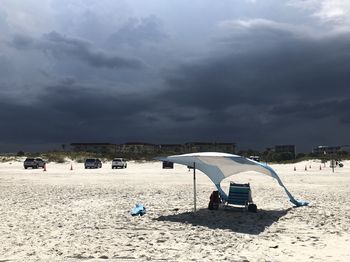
left=84, top=158, right=102, bottom=169
left=24, top=157, right=46, bottom=169
left=35, top=158, right=46, bottom=168
left=24, top=158, right=39, bottom=169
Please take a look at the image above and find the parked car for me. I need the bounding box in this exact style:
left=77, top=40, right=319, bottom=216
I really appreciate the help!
left=35, top=158, right=46, bottom=168
left=84, top=158, right=102, bottom=169
left=112, top=158, right=127, bottom=169
left=249, top=156, right=260, bottom=162
left=24, top=158, right=39, bottom=169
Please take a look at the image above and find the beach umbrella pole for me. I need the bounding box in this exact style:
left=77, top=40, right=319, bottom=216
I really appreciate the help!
left=193, top=162, right=197, bottom=213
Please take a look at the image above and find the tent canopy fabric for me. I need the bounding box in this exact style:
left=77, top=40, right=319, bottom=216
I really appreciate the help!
left=155, top=152, right=308, bottom=207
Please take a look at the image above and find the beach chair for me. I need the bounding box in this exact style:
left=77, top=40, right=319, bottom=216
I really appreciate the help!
left=225, top=182, right=257, bottom=212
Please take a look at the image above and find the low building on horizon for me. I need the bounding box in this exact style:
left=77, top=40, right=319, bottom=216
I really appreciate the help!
left=312, top=145, right=342, bottom=155
left=70, top=143, right=116, bottom=154
left=117, top=142, right=157, bottom=154
left=274, top=145, right=296, bottom=157
left=185, top=142, right=236, bottom=154
left=159, top=144, right=184, bottom=154
left=70, top=141, right=236, bottom=155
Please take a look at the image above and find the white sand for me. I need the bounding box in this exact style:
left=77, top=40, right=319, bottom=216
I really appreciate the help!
left=0, top=159, right=350, bottom=261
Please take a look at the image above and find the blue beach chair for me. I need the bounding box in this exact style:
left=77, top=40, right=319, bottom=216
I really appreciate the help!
left=131, top=203, right=146, bottom=216
left=226, top=182, right=257, bottom=212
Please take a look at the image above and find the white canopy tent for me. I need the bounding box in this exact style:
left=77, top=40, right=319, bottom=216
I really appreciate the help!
left=155, top=152, right=308, bottom=210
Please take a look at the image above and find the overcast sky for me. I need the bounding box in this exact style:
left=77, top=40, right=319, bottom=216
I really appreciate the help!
left=1, top=0, right=350, bottom=152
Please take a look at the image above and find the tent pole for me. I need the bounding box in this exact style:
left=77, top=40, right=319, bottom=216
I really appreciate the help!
left=193, top=162, right=197, bottom=213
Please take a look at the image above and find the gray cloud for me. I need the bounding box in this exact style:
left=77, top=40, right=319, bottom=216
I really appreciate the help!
left=0, top=54, right=12, bottom=79
left=2, top=1, right=350, bottom=152
left=0, top=9, right=9, bottom=38
left=3, top=23, right=350, bottom=151
left=10, top=34, right=34, bottom=49
left=0, top=84, right=160, bottom=145
left=152, top=23, right=350, bottom=150
left=288, top=0, right=350, bottom=25
left=109, top=15, right=167, bottom=47
left=10, top=31, right=145, bottom=70
left=43, top=31, right=145, bottom=69
left=160, top=22, right=350, bottom=106
left=269, top=99, right=350, bottom=127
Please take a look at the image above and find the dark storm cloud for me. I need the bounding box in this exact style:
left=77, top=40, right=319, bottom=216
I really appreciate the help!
left=160, top=57, right=275, bottom=110
left=109, top=15, right=167, bottom=47
left=270, top=99, right=350, bottom=118
left=59, top=76, right=76, bottom=86
left=39, top=85, right=157, bottom=119
left=0, top=79, right=252, bottom=149
left=166, top=113, right=196, bottom=123
left=10, top=31, right=145, bottom=70
left=45, top=31, right=145, bottom=69
left=5, top=22, right=350, bottom=151
left=2, top=1, right=350, bottom=152
left=161, top=43, right=335, bottom=112
left=153, top=23, right=350, bottom=149
left=160, top=29, right=350, bottom=111
left=0, top=54, right=12, bottom=78
left=9, top=34, right=34, bottom=49
left=0, top=84, right=161, bottom=145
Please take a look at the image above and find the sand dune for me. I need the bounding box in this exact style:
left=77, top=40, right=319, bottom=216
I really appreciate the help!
left=0, top=159, right=349, bottom=261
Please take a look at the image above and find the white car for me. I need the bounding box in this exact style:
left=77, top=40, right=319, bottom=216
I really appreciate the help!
left=112, top=158, right=127, bottom=169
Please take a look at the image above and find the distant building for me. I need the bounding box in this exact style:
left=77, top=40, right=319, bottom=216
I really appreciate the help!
left=274, top=145, right=296, bottom=156
left=249, top=156, right=260, bottom=162
left=185, top=142, right=236, bottom=154
left=159, top=144, right=184, bottom=154
left=117, top=142, right=157, bottom=154
left=70, top=143, right=116, bottom=154
left=340, top=145, right=350, bottom=153
left=70, top=141, right=236, bottom=156
left=214, top=142, right=236, bottom=153
left=313, top=145, right=341, bottom=155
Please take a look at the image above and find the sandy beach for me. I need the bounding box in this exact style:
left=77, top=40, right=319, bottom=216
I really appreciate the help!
left=0, top=158, right=350, bottom=261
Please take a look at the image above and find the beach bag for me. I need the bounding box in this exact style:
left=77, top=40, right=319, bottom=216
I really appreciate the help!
left=131, top=203, right=146, bottom=216
left=208, top=191, right=220, bottom=210
left=248, top=203, right=257, bottom=213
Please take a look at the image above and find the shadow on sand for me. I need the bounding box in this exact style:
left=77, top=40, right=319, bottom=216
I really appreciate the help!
left=154, top=207, right=291, bottom=234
